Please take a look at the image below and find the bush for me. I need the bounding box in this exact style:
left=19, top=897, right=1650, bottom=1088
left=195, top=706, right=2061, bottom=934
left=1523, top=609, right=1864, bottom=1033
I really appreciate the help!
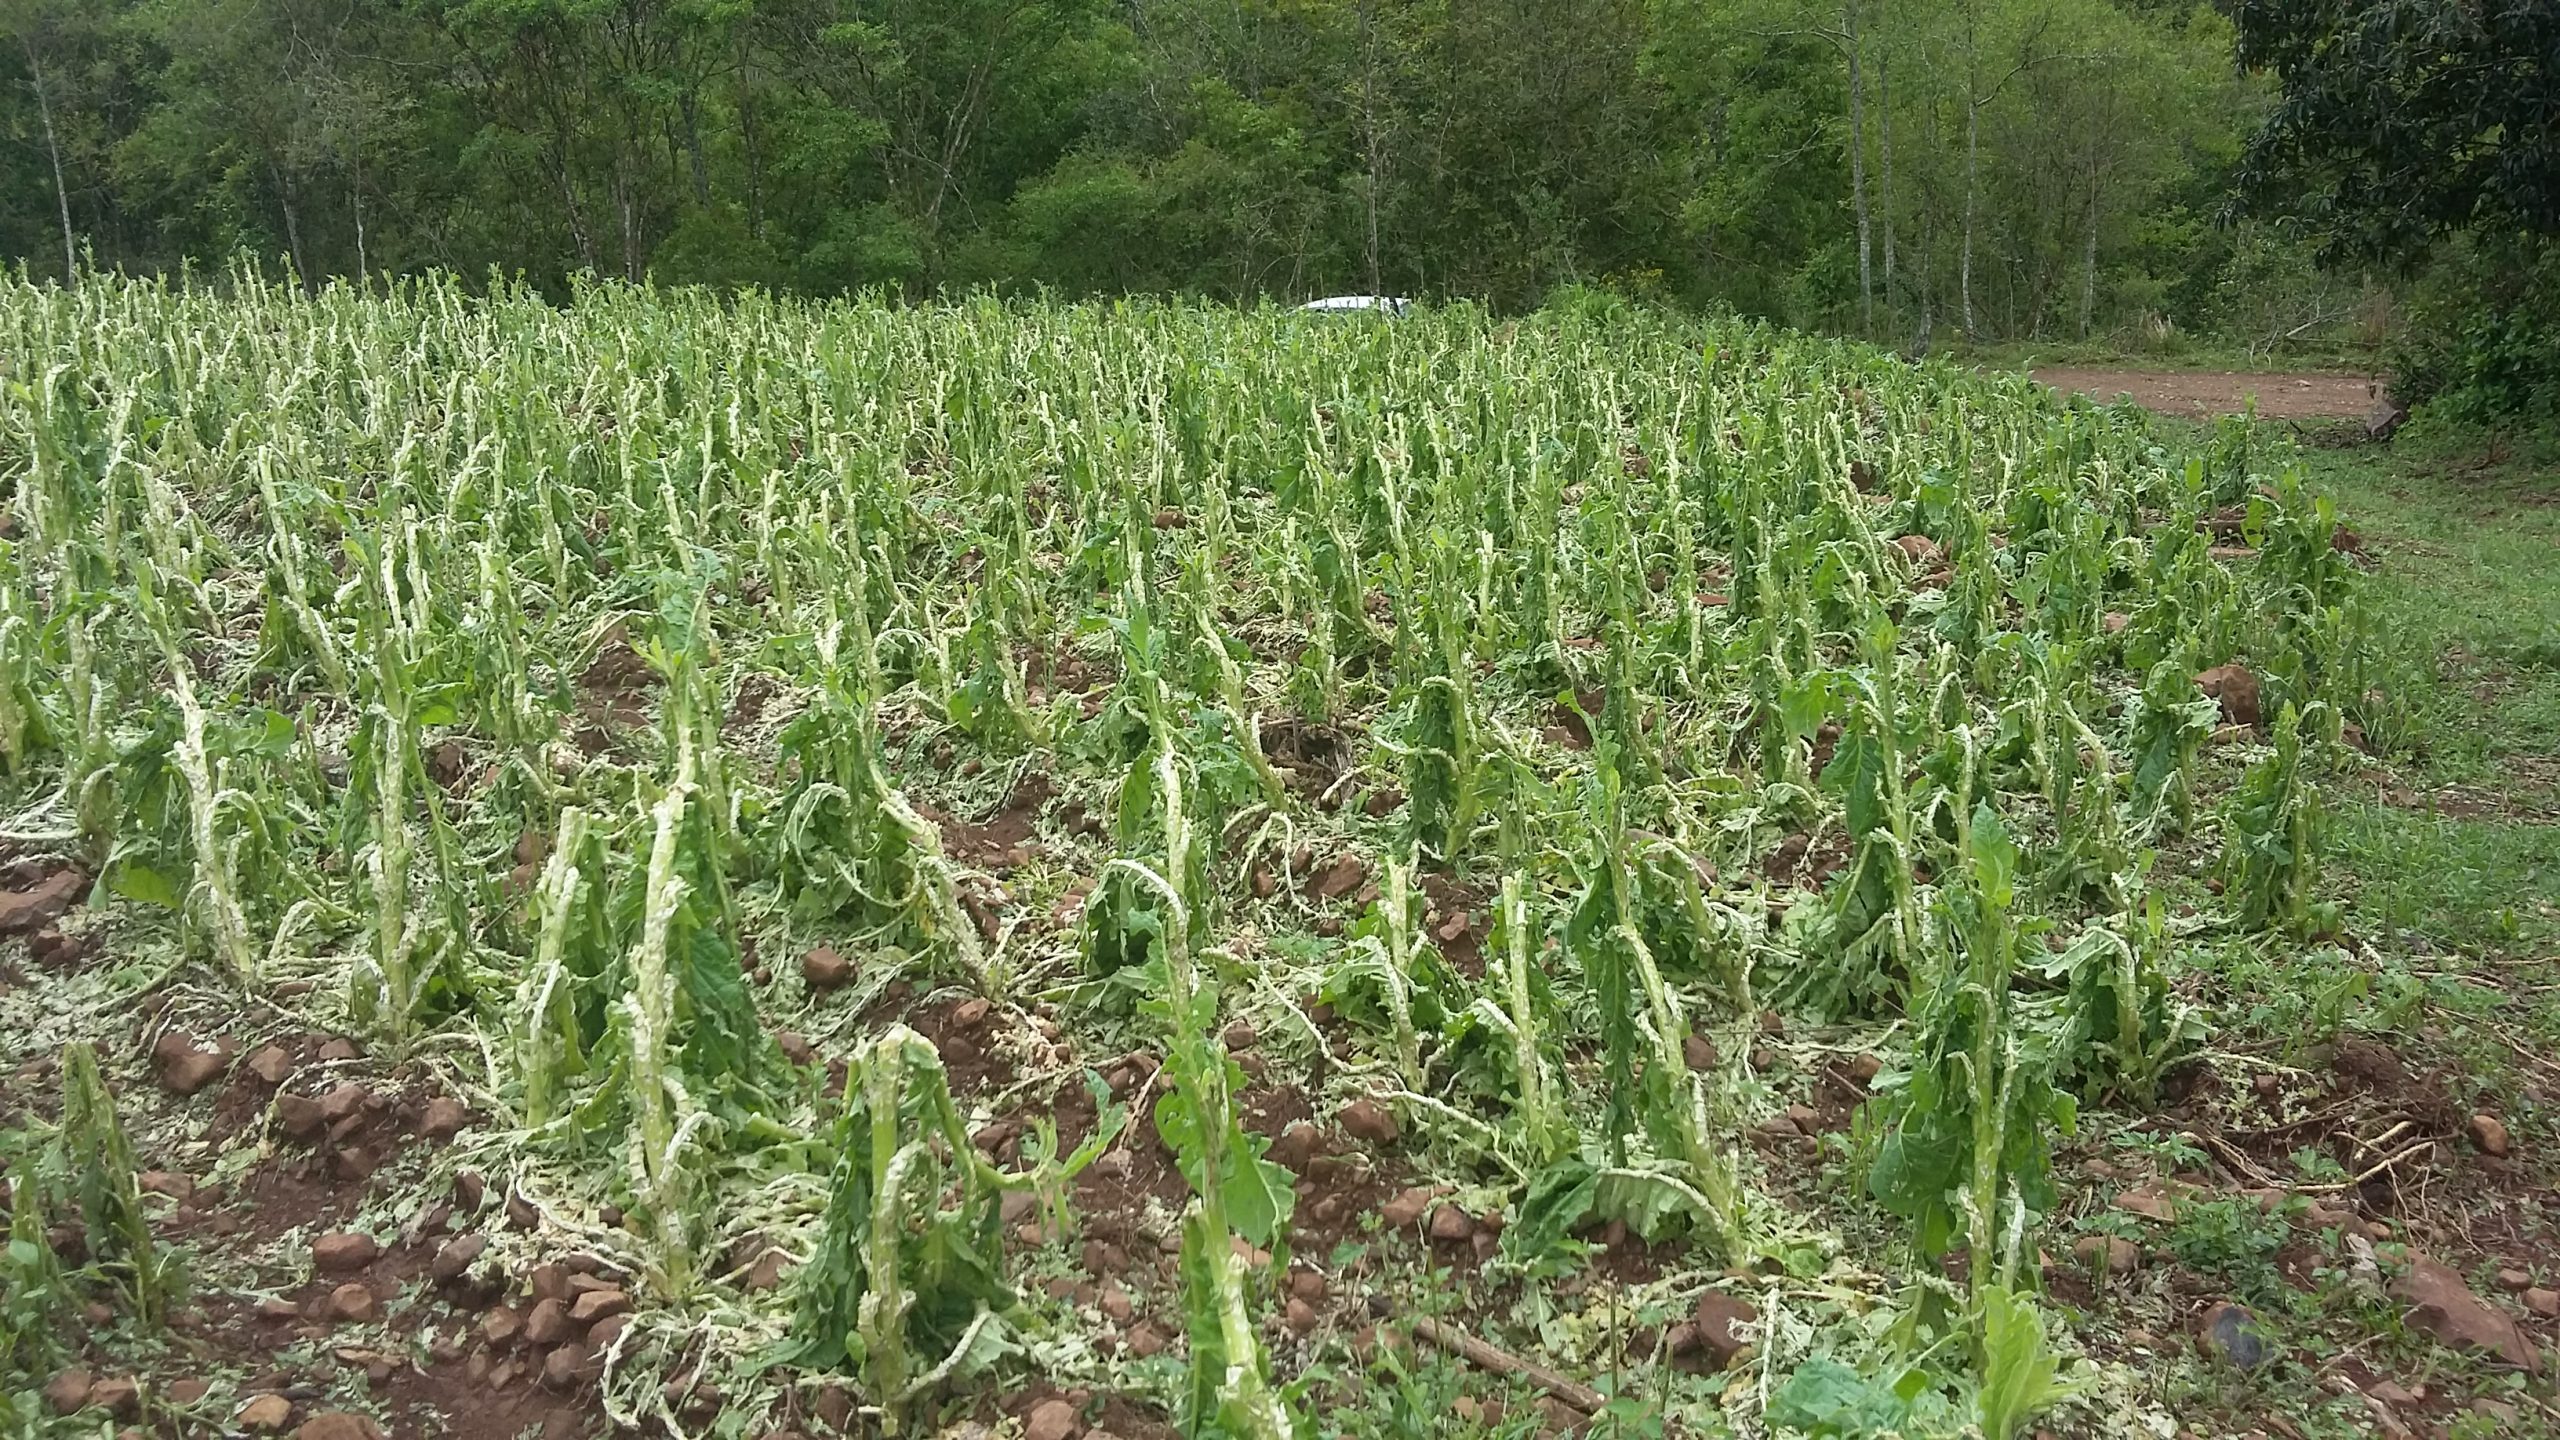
left=2387, top=236, right=2560, bottom=432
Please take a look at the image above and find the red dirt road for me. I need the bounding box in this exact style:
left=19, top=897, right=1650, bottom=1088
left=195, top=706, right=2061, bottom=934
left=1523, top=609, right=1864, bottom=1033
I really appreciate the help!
left=2031, top=367, right=2384, bottom=421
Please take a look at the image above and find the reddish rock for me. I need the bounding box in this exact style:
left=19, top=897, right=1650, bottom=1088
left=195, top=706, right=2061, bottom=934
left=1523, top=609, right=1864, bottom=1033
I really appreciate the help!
left=540, top=1343, right=591, bottom=1391
left=2525, top=1289, right=2559, bottom=1319
left=314, top=1038, right=361, bottom=1063
left=481, top=1305, right=524, bottom=1349
left=2073, top=1235, right=2141, bottom=1275
left=137, top=1170, right=193, bottom=1201
left=1338, top=1099, right=1399, bottom=1145
left=1428, top=1205, right=1475, bottom=1243
left=1692, top=1292, right=1758, bottom=1369
left=2469, top=1114, right=2511, bottom=1158
left=294, top=1413, right=385, bottom=1440
left=237, top=1394, right=294, bottom=1432
left=1381, top=1186, right=1441, bottom=1229
left=81, top=1378, right=139, bottom=1418
left=2113, top=1188, right=2177, bottom=1223
left=588, top=1313, right=630, bottom=1349
left=43, top=1370, right=92, bottom=1416
left=419, top=1097, right=470, bottom=1140
left=801, top=947, right=853, bottom=990
left=567, top=1288, right=630, bottom=1326
left=0, top=867, right=87, bottom=934
left=1682, top=1034, right=1717, bottom=1071
left=2393, top=1253, right=2540, bottom=1372
left=1266, top=1121, right=1322, bottom=1171
left=244, top=1045, right=296, bottom=1086
left=168, top=1378, right=210, bottom=1406
left=1026, top=1399, right=1081, bottom=1440
left=1127, top=1324, right=1168, bottom=1358
left=524, top=1299, right=575, bottom=1346
left=312, top=1232, right=379, bottom=1273
left=1285, top=1297, right=1319, bottom=1333
left=2194, top=664, right=2262, bottom=729
left=327, top=1284, right=377, bottom=1323
left=430, top=1234, right=487, bottom=1282
left=1311, top=854, right=1369, bottom=901
left=153, top=1033, right=230, bottom=1095
left=953, top=998, right=993, bottom=1029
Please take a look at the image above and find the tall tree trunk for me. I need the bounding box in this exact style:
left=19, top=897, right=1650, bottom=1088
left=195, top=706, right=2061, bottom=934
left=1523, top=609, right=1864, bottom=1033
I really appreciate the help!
left=21, top=34, right=76, bottom=282
left=273, top=164, right=309, bottom=288
left=1846, top=0, right=1872, bottom=332
left=1879, top=38, right=1895, bottom=318
left=615, top=155, right=642, bottom=281
left=1358, top=0, right=1384, bottom=299
left=740, top=59, right=764, bottom=238
left=1960, top=96, right=1979, bottom=339
left=2079, top=168, right=2100, bottom=339
left=681, top=89, right=710, bottom=208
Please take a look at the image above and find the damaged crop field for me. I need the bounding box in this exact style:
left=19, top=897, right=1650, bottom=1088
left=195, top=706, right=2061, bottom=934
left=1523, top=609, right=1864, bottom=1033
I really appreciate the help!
left=1, top=276, right=2554, bottom=1440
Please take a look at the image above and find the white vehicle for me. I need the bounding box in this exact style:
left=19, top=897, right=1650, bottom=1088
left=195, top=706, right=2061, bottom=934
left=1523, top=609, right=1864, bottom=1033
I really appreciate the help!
left=1298, top=295, right=1411, bottom=316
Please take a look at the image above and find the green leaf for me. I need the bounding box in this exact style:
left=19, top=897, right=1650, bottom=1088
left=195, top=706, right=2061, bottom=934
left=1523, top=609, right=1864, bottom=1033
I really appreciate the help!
left=1977, top=1283, right=2085, bottom=1440
left=109, top=862, right=179, bottom=909
left=1820, top=728, right=1887, bottom=840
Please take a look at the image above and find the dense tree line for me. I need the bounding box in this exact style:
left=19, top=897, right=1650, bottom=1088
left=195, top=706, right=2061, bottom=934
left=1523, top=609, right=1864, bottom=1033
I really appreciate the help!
left=1, top=0, right=2307, bottom=343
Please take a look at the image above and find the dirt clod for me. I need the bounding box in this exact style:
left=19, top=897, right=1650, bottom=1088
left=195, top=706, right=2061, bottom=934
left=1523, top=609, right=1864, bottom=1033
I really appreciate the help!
left=236, top=1394, right=294, bottom=1432
left=1428, top=1204, right=1475, bottom=1243
left=295, top=1412, right=385, bottom=1440
left=2468, top=1113, right=2511, bottom=1157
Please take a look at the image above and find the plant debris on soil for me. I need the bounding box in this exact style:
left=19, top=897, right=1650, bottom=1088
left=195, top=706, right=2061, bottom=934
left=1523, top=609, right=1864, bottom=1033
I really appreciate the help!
left=0, top=283, right=2553, bottom=1440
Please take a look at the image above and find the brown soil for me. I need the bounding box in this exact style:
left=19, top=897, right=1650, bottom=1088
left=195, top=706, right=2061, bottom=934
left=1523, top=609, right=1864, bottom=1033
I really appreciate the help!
left=2031, top=368, right=2385, bottom=422
left=35, top=1030, right=606, bottom=1440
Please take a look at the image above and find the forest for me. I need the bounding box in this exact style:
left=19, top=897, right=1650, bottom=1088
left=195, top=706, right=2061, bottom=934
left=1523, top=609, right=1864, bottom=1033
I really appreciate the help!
left=3, top=0, right=2342, bottom=346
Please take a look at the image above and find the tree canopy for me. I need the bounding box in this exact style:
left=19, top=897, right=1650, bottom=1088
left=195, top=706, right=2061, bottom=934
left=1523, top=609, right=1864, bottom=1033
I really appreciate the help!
left=2234, top=0, right=2559, bottom=266
left=2, top=0, right=2304, bottom=345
